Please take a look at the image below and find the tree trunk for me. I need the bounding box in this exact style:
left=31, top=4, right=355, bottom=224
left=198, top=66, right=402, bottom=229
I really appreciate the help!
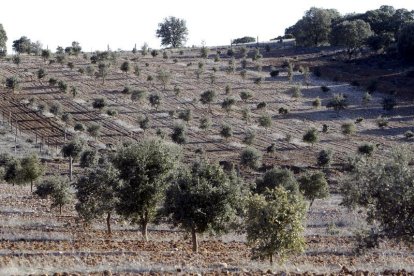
left=269, top=253, right=273, bottom=264
left=59, top=204, right=62, bottom=215
left=69, top=156, right=73, bottom=181
left=106, top=212, right=112, bottom=235
left=191, top=227, right=198, bottom=253
left=30, top=180, right=33, bottom=193
left=141, top=220, right=148, bottom=241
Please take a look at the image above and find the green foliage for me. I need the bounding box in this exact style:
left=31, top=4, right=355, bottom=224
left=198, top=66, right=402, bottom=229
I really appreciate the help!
left=299, top=172, right=329, bottom=207
left=58, top=80, right=67, bottom=93
left=200, top=90, right=216, bottom=112
left=285, top=7, right=341, bottom=46
left=131, top=90, right=147, bottom=102
left=330, top=20, right=373, bottom=58
left=243, top=129, right=256, bottom=145
left=317, top=149, right=333, bottom=168
left=35, top=175, right=72, bottom=214
left=178, top=109, right=192, bottom=123
left=377, top=117, right=389, bottom=128
left=341, top=122, right=356, bottom=136
left=92, top=98, right=107, bottom=109
left=326, top=93, right=348, bottom=113
left=199, top=117, right=212, bottom=131
left=312, top=97, right=321, bottom=108
left=79, top=149, right=98, bottom=168
left=241, top=107, right=251, bottom=123
left=291, top=85, right=302, bottom=98
left=240, top=91, right=253, bottom=102
left=62, top=138, right=85, bottom=160
left=303, top=128, right=319, bottom=145
left=138, top=115, right=150, bottom=132
left=5, top=76, right=20, bottom=91
left=49, top=101, right=62, bottom=116
left=220, top=124, right=233, bottom=140
left=232, top=36, right=255, bottom=44
left=221, top=97, right=236, bottom=114
left=141, top=42, right=149, bottom=56
left=48, top=78, right=57, bottom=86
left=74, top=123, right=85, bottom=132
left=258, top=113, right=272, bottom=128
left=246, top=187, right=306, bottom=263
left=340, top=148, right=414, bottom=243
left=0, top=24, right=7, bottom=55
left=240, top=147, right=262, bottom=170
left=398, top=23, right=414, bottom=60
left=171, top=123, right=187, bottom=144
left=74, top=164, right=121, bottom=233
left=37, top=68, right=47, bottom=79
left=156, top=69, right=171, bottom=90
left=97, top=62, right=110, bottom=84
left=20, top=154, right=44, bottom=191
left=87, top=124, right=101, bottom=139
left=149, top=93, right=161, bottom=110
left=162, top=160, right=244, bottom=252
left=112, top=138, right=181, bottom=241
left=12, top=36, right=32, bottom=54
left=255, top=168, right=299, bottom=195
left=358, top=143, right=375, bottom=156
left=120, top=61, right=130, bottom=75
left=156, top=16, right=188, bottom=48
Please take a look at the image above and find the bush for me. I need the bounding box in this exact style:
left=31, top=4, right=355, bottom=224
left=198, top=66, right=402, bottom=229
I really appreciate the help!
left=255, top=168, right=299, bottom=195
left=240, top=147, right=262, bottom=170
left=225, top=85, right=232, bottom=95
left=404, top=130, right=414, bottom=139
left=131, top=90, right=147, bottom=102
left=220, top=124, right=233, bottom=140
left=35, top=176, right=72, bottom=214
left=243, top=129, right=256, bottom=145
left=303, top=128, right=318, bottom=145
left=377, top=117, right=389, bottom=128
left=326, top=93, right=348, bottom=113
left=5, top=76, right=20, bottom=91
left=106, top=109, right=118, bottom=117
left=79, top=149, right=98, bottom=168
left=74, top=123, right=85, bottom=132
left=382, top=96, right=396, bottom=111
left=48, top=78, right=57, bottom=86
left=321, top=85, right=330, bottom=92
left=258, top=113, right=272, bottom=128
left=37, top=68, right=47, bottom=79
left=312, top=97, right=321, bottom=108
left=49, top=102, right=62, bottom=116
left=92, top=98, right=107, bottom=109
left=362, top=92, right=372, bottom=105
left=199, top=117, right=212, bottom=130
left=240, top=91, right=253, bottom=102
left=58, top=80, right=67, bottom=93
left=178, top=109, right=192, bottom=123
left=341, top=122, right=356, bottom=136
left=278, top=107, right=289, bottom=115
left=291, top=86, right=302, bottom=98
left=270, top=70, right=279, bottom=78
left=317, top=149, right=332, bottom=167
left=358, top=143, right=374, bottom=156
left=171, top=124, right=187, bottom=144
left=257, top=101, right=266, bottom=110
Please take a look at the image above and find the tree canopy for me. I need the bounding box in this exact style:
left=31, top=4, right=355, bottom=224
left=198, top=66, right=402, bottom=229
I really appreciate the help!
left=0, top=24, right=7, bottom=56
left=156, top=16, right=188, bottom=48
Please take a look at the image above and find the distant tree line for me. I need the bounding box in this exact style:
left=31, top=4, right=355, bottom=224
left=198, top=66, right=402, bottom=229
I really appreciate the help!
left=285, top=5, right=414, bottom=59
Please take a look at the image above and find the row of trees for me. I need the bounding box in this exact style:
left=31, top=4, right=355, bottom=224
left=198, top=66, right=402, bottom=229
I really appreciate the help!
left=285, top=6, right=414, bottom=59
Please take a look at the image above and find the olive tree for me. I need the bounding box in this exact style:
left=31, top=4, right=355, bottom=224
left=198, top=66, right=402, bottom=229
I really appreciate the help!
left=340, top=148, right=414, bottom=244
left=112, top=138, right=181, bottom=241
left=299, top=172, right=329, bottom=207
left=240, top=147, right=263, bottom=170
left=62, top=138, right=85, bottom=180
left=20, top=154, right=44, bottom=192
left=156, top=16, right=188, bottom=48
left=398, top=22, right=414, bottom=60
left=255, top=168, right=299, bottom=195
left=162, top=160, right=243, bottom=252
left=35, top=175, right=72, bottom=215
left=199, top=90, right=216, bottom=113
left=246, top=187, right=306, bottom=263
left=156, top=69, right=171, bottom=90
left=74, top=164, right=122, bottom=234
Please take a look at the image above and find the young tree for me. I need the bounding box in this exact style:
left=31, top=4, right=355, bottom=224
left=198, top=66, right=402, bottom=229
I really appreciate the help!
left=139, top=115, right=150, bottom=133
left=299, top=172, right=329, bottom=207
left=92, top=98, right=107, bottom=110
left=303, top=128, right=319, bottom=145
left=20, top=154, right=44, bottom=192
left=246, top=187, right=306, bottom=264
left=171, top=123, right=187, bottom=144
left=148, top=93, right=161, bottom=111
left=75, top=164, right=122, bottom=234
left=35, top=175, right=72, bottom=215
left=156, top=16, right=189, bottom=48
left=199, top=117, right=212, bottom=131
left=62, top=139, right=85, bottom=180
left=220, top=124, right=233, bottom=140
left=12, top=36, right=31, bottom=54
left=87, top=124, right=101, bottom=140
left=258, top=113, right=272, bottom=129
left=240, top=91, right=253, bottom=102
left=37, top=68, right=47, bottom=79
left=97, top=62, right=110, bottom=84
left=243, top=129, right=256, bottom=145
left=221, top=97, right=236, bottom=115
left=120, top=61, right=130, bottom=76
left=79, top=149, right=98, bottom=168
left=317, top=149, right=333, bottom=168
left=341, top=122, right=356, bottom=137
left=240, top=147, right=263, bottom=170
left=162, top=160, right=243, bottom=252
left=5, top=76, right=20, bottom=92
left=112, top=138, right=181, bottom=241
left=326, top=93, right=348, bottom=114
left=199, top=90, right=216, bottom=113
left=156, top=69, right=171, bottom=90
left=141, top=42, right=149, bottom=56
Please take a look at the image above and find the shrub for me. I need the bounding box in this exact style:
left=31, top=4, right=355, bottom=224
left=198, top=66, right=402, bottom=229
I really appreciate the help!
left=398, top=22, right=414, bottom=60
left=267, top=143, right=276, bottom=154
left=131, top=90, right=147, bottom=102
left=362, top=92, right=372, bottom=105
left=240, top=91, right=253, bottom=102
left=225, top=85, right=232, bottom=95
left=291, top=86, right=302, bottom=98
left=270, top=70, right=279, bottom=78
left=312, top=97, right=321, bottom=108
left=303, top=128, right=318, bottom=145
left=178, top=109, right=192, bottom=123
left=253, top=77, right=263, bottom=85
left=87, top=124, right=101, bottom=139
left=35, top=176, right=72, bottom=214
left=139, top=115, right=150, bottom=132
left=199, top=90, right=216, bottom=112
left=358, top=143, right=374, bottom=156
left=221, top=97, right=236, bottom=114
left=240, top=147, right=262, bottom=170
left=240, top=69, right=247, bottom=79
left=49, top=102, right=62, bottom=116
left=317, top=149, right=332, bottom=167
left=242, top=108, right=251, bottom=123
left=255, top=168, right=299, bottom=195
left=58, top=80, right=67, bottom=93
left=321, top=85, right=330, bottom=92
left=278, top=107, right=289, bottom=115
left=404, top=130, right=414, bottom=139
left=171, top=123, right=187, bottom=144
left=220, top=124, right=233, bottom=140
left=326, top=93, right=348, bottom=113
left=74, top=123, right=85, bottom=131
left=243, top=129, right=256, bottom=145
left=199, top=117, right=212, bottom=130
left=48, top=78, right=57, bottom=86
left=258, top=113, right=272, bottom=128
left=37, top=68, right=47, bottom=79
left=377, top=117, right=389, bottom=128
left=106, top=109, right=118, bottom=117
left=341, top=122, right=356, bottom=136
left=322, top=124, right=328, bottom=133
left=5, top=76, right=20, bottom=91
left=257, top=101, right=267, bottom=110
left=92, top=98, right=107, bottom=109
left=79, top=149, right=98, bottom=168
left=148, top=93, right=161, bottom=110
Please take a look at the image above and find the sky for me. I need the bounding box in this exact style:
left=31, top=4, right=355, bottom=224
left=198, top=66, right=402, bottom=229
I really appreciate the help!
left=1, top=0, right=413, bottom=53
